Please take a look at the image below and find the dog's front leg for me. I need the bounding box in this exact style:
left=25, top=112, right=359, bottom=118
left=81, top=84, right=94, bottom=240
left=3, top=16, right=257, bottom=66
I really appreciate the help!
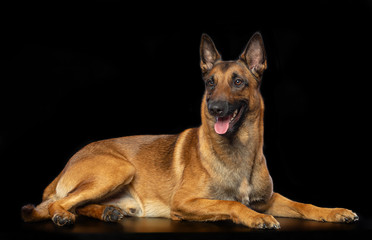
left=252, top=192, right=358, bottom=223
left=171, top=198, right=280, bottom=229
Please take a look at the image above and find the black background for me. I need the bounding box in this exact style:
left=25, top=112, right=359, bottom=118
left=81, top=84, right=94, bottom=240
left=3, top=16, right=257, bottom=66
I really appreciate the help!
left=2, top=0, right=372, bottom=234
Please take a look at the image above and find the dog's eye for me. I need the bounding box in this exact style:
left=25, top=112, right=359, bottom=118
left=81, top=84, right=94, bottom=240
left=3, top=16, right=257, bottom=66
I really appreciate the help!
left=207, top=79, right=215, bottom=87
left=234, top=79, right=243, bottom=86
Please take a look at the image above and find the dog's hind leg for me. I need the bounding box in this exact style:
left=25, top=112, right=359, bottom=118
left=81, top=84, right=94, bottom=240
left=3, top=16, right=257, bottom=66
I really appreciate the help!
left=76, top=204, right=124, bottom=222
left=47, top=157, right=135, bottom=226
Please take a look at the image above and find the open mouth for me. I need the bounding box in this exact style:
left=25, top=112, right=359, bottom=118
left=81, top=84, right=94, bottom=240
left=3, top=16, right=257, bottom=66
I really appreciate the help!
left=214, top=103, right=246, bottom=135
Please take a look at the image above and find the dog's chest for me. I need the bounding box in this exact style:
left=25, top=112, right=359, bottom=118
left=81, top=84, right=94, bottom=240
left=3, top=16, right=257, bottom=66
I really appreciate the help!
left=209, top=163, right=271, bottom=206
left=205, top=144, right=271, bottom=205
left=236, top=178, right=251, bottom=205
left=209, top=172, right=254, bottom=206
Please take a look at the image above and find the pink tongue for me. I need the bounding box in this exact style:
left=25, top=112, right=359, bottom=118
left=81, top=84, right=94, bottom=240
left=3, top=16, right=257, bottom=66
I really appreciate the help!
left=214, top=116, right=231, bottom=135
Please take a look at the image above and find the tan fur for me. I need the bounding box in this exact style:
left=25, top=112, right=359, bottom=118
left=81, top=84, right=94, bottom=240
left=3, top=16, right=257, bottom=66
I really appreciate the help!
left=21, top=33, right=358, bottom=228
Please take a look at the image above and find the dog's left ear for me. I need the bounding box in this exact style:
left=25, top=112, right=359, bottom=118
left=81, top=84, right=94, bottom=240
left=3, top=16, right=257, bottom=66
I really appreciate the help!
left=240, top=32, right=267, bottom=78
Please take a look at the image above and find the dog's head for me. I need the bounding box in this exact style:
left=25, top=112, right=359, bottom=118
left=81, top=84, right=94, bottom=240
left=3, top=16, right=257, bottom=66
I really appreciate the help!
left=200, top=32, right=267, bottom=137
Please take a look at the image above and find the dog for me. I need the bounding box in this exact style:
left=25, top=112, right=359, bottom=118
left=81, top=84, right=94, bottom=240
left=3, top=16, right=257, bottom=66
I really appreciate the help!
left=21, top=32, right=358, bottom=229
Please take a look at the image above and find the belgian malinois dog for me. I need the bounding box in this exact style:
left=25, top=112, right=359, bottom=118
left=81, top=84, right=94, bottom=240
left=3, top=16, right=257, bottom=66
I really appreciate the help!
left=22, top=32, right=358, bottom=229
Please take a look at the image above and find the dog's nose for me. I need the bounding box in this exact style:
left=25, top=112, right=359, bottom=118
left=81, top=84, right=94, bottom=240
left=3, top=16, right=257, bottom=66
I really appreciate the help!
left=208, top=101, right=228, bottom=117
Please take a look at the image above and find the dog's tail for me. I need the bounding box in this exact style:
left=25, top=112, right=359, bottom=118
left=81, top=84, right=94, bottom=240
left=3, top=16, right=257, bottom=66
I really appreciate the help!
left=22, top=170, right=63, bottom=222
left=21, top=199, right=52, bottom=222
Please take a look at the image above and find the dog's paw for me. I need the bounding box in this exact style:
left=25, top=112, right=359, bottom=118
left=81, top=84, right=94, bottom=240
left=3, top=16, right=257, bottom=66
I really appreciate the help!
left=52, top=212, right=76, bottom=227
left=244, top=214, right=280, bottom=229
left=321, top=208, right=359, bottom=223
left=102, top=206, right=124, bottom=222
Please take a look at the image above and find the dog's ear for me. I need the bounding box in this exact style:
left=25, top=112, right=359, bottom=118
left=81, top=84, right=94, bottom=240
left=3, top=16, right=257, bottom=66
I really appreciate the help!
left=240, top=32, right=267, bottom=78
left=200, top=34, right=221, bottom=74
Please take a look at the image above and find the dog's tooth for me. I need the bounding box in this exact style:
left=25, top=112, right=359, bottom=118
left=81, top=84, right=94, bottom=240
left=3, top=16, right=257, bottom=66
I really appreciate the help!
left=229, top=109, right=239, bottom=123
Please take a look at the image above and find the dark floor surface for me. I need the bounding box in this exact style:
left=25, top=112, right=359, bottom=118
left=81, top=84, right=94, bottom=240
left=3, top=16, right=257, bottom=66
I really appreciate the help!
left=3, top=214, right=372, bottom=240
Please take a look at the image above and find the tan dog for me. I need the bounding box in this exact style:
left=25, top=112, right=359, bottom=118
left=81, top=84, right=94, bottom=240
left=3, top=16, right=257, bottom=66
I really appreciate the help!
left=21, top=32, right=358, bottom=229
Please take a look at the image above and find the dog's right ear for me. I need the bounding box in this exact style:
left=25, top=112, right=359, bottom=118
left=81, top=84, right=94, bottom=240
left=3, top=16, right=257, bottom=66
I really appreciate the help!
left=200, top=34, right=221, bottom=74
